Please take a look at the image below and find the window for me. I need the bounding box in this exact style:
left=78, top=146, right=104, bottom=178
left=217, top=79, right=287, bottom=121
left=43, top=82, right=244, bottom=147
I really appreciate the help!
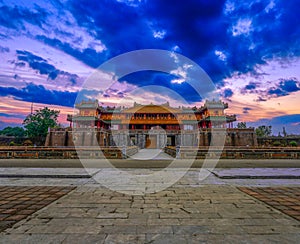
left=183, top=125, right=193, bottom=130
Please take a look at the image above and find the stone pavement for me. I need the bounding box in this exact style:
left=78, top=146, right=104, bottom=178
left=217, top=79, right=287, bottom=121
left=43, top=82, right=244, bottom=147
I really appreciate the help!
left=239, top=187, right=300, bottom=221
left=130, top=149, right=174, bottom=160
left=1, top=185, right=299, bottom=243
left=0, top=186, right=74, bottom=232
left=0, top=167, right=299, bottom=243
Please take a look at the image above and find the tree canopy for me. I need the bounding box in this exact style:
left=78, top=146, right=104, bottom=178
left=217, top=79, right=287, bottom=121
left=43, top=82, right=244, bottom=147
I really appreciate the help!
left=23, top=107, right=60, bottom=145
left=237, top=122, right=247, bottom=129
left=0, top=126, right=25, bottom=138
left=255, top=125, right=272, bottom=137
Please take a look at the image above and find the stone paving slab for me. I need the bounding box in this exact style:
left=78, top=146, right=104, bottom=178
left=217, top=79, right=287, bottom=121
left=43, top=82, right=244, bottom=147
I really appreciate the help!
left=1, top=185, right=300, bottom=243
left=0, top=186, right=75, bottom=233
left=212, top=168, right=300, bottom=179
left=130, top=149, right=174, bottom=160
left=239, top=187, right=300, bottom=221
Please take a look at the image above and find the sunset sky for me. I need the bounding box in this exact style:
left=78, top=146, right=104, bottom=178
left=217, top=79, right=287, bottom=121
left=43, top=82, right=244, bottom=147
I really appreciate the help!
left=0, top=0, right=299, bottom=134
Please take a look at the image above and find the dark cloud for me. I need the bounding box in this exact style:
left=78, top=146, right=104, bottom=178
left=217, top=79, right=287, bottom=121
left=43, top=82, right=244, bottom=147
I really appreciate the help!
left=4, top=0, right=291, bottom=94
left=0, top=0, right=300, bottom=118
left=245, top=82, right=258, bottom=90
left=62, top=0, right=300, bottom=85
left=16, top=50, right=78, bottom=84
left=0, top=5, right=48, bottom=29
left=0, top=83, right=77, bottom=107
left=278, top=78, right=300, bottom=92
left=267, top=78, right=300, bottom=98
left=36, top=35, right=107, bottom=68
left=241, top=81, right=259, bottom=94
left=223, top=88, right=234, bottom=98
left=119, top=71, right=202, bottom=103
left=256, top=96, right=267, bottom=102
left=243, top=107, right=252, bottom=114
left=249, top=77, right=300, bottom=101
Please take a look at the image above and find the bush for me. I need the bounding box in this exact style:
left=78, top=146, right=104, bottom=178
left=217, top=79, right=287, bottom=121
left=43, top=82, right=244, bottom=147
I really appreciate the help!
left=289, top=141, right=298, bottom=147
left=9, top=141, right=15, bottom=146
left=273, top=141, right=281, bottom=147
left=23, top=139, right=33, bottom=146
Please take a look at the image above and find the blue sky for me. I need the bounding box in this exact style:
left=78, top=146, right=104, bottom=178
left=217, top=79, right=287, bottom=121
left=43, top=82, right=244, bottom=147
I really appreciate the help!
left=0, top=0, right=299, bottom=134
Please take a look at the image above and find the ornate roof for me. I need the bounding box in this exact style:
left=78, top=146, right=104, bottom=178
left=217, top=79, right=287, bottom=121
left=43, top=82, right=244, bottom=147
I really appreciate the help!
left=122, top=104, right=182, bottom=114
left=75, top=100, right=99, bottom=109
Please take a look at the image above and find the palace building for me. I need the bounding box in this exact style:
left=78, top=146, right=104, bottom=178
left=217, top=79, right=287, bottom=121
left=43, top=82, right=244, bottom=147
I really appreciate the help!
left=46, top=100, right=257, bottom=148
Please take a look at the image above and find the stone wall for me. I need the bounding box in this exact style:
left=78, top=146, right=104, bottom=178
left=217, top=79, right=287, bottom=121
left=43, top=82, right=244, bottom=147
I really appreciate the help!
left=45, top=128, right=110, bottom=147
left=45, top=128, right=258, bottom=148
left=258, top=137, right=300, bottom=147
left=0, top=146, right=138, bottom=159
left=164, top=146, right=300, bottom=159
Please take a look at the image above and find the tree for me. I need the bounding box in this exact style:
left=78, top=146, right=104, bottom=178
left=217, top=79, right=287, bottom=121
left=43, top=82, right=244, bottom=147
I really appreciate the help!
left=289, top=141, right=297, bottom=147
left=255, top=125, right=272, bottom=137
left=237, top=122, right=247, bottom=129
left=0, top=126, right=25, bottom=138
left=282, top=127, right=287, bottom=137
left=23, top=107, right=60, bottom=145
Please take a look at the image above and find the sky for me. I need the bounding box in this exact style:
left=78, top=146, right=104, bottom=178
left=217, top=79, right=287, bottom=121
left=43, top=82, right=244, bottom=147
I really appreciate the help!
left=0, top=0, right=299, bottom=135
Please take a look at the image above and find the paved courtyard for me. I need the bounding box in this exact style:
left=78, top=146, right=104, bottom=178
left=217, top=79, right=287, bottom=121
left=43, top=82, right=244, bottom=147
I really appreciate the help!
left=0, top=160, right=299, bottom=243
left=1, top=185, right=299, bottom=243
left=0, top=186, right=74, bottom=233
left=239, top=187, right=300, bottom=221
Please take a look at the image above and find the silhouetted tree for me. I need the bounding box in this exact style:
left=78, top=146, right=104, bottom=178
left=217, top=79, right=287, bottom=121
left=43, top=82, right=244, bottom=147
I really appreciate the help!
left=255, top=125, right=272, bottom=137
left=282, top=127, right=287, bottom=137
left=0, top=126, right=25, bottom=138
left=23, top=107, right=60, bottom=145
left=237, top=122, right=247, bottom=129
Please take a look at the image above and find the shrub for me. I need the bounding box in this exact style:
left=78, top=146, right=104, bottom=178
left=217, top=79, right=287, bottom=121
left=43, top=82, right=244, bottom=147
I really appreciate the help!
left=23, top=139, right=33, bottom=146
left=9, top=141, right=15, bottom=146
left=273, top=141, right=281, bottom=147
left=289, top=141, right=298, bottom=147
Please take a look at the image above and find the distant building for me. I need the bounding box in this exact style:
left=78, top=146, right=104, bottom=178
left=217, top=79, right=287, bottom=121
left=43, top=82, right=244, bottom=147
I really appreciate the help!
left=46, top=100, right=257, bottom=148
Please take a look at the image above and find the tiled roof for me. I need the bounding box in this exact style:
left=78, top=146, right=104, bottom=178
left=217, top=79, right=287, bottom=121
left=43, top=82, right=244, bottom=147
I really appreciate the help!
left=122, top=105, right=182, bottom=114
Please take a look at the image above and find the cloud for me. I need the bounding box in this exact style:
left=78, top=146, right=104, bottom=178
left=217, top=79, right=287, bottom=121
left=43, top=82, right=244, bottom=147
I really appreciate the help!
left=240, top=77, right=300, bottom=101
left=278, top=78, right=300, bottom=92
left=0, top=4, right=48, bottom=29
left=267, top=78, right=300, bottom=98
left=0, top=83, right=78, bottom=107
left=0, top=0, right=300, bottom=129
left=36, top=35, right=108, bottom=69
left=15, top=50, right=79, bottom=84
left=245, top=81, right=258, bottom=90
left=1, top=0, right=298, bottom=88
left=248, top=114, right=300, bottom=135
left=223, top=88, right=234, bottom=98
left=243, top=107, right=252, bottom=114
